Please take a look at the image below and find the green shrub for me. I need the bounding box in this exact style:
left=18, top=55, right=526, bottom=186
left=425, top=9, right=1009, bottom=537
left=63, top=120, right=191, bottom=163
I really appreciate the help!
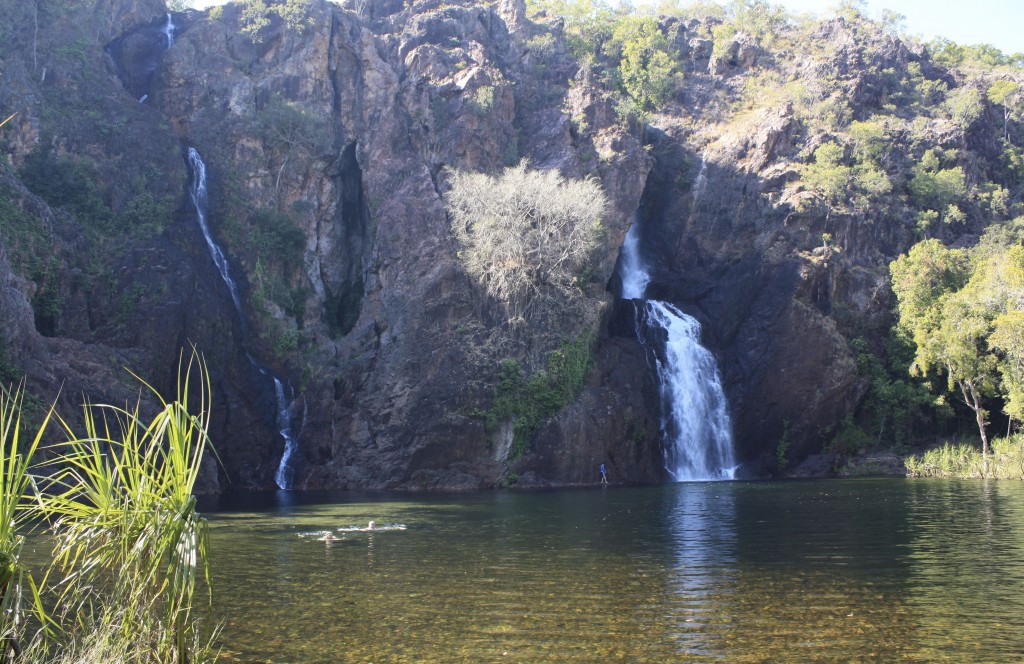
left=908, top=149, right=967, bottom=212
left=18, top=149, right=114, bottom=233
left=117, top=191, right=174, bottom=234
left=801, top=142, right=851, bottom=205
left=942, top=85, right=984, bottom=129
left=468, top=85, right=496, bottom=115
left=526, top=0, right=618, bottom=61
left=607, top=16, right=678, bottom=110
left=489, top=333, right=595, bottom=458
left=249, top=208, right=305, bottom=268
left=30, top=350, right=216, bottom=662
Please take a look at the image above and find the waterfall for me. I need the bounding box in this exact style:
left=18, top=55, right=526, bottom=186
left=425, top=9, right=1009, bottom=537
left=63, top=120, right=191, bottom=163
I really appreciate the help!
left=619, top=224, right=736, bottom=481
left=643, top=302, right=736, bottom=480
left=113, top=12, right=175, bottom=104
left=620, top=222, right=650, bottom=299
left=162, top=13, right=175, bottom=49
left=185, top=147, right=301, bottom=490
left=273, top=378, right=297, bottom=489
left=187, top=148, right=243, bottom=314
left=692, top=155, right=708, bottom=201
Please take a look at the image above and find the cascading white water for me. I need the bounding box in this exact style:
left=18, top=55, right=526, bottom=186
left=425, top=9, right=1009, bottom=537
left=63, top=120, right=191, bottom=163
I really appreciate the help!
left=187, top=147, right=243, bottom=314
left=162, top=13, right=175, bottom=48
left=619, top=224, right=736, bottom=481
left=185, top=147, right=300, bottom=490
left=620, top=223, right=650, bottom=300
left=692, top=155, right=708, bottom=201
left=646, top=302, right=735, bottom=480
left=273, top=378, right=297, bottom=489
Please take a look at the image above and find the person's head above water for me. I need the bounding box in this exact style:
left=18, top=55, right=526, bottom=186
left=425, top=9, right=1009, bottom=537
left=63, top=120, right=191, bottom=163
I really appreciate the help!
left=367, top=520, right=376, bottom=530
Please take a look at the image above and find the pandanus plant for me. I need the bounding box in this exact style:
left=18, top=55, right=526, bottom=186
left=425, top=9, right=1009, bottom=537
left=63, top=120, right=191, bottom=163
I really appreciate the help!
left=0, top=383, right=52, bottom=661
left=33, top=349, right=217, bottom=663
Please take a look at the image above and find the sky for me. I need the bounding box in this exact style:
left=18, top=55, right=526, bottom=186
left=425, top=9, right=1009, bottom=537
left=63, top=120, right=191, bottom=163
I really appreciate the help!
left=190, top=0, right=1024, bottom=56
left=777, top=0, right=1024, bottom=54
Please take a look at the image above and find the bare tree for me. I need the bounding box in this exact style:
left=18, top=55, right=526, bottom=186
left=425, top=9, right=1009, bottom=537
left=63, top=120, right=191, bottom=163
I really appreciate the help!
left=446, top=161, right=607, bottom=324
left=255, top=94, right=329, bottom=199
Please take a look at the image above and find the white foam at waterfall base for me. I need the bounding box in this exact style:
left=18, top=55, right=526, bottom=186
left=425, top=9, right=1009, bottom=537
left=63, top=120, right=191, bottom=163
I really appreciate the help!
left=617, top=222, right=736, bottom=481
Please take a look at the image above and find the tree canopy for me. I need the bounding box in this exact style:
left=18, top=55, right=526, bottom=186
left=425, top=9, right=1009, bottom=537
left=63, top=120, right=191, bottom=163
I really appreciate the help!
left=891, top=226, right=1024, bottom=453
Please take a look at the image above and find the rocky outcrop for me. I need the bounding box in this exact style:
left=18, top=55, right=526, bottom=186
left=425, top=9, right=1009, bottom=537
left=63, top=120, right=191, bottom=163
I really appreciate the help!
left=0, top=0, right=655, bottom=491
left=2, top=0, right=1017, bottom=489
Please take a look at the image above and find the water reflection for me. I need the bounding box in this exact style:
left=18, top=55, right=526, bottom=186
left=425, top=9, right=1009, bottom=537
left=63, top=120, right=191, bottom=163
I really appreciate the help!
left=902, top=479, right=1024, bottom=659
left=203, top=481, right=1024, bottom=662
left=664, top=483, right=737, bottom=659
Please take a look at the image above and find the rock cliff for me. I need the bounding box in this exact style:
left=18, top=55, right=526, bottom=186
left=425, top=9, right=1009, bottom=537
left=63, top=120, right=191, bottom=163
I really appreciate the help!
left=1, top=0, right=1020, bottom=488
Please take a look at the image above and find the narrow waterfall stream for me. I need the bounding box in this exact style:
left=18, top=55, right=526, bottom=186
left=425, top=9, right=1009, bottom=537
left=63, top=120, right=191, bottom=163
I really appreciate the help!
left=162, top=13, right=175, bottom=49
left=273, top=378, right=297, bottom=489
left=186, top=148, right=242, bottom=314
left=692, top=154, right=708, bottom=201
left=618, top=224, right=736, bottom=480
left=186, top=148, right=300, bottom=489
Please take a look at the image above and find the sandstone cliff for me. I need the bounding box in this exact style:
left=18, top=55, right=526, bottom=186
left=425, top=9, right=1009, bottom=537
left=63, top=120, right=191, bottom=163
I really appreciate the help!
left=1, top=0, right=1020, bottom=488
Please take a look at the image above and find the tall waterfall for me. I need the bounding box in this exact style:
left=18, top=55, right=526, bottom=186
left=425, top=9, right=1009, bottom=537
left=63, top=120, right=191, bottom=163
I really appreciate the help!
left=187, top=148, right=243, bottom=315
left=185, top=148, right=300, bottom=490
left=162, top=13, right=175, bottom=49
left=619, top=224, right=736, bottom=481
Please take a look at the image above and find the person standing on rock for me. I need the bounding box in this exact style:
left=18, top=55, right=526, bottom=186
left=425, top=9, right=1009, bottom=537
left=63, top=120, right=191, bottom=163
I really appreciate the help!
left=599, top=463, right=608, bottom=485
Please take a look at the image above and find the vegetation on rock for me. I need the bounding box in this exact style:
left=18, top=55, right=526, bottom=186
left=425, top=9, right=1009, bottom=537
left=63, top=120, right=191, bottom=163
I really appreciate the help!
left=488, top=332, right=595, bottom=459
left=446, top=161, right=607, bottom=326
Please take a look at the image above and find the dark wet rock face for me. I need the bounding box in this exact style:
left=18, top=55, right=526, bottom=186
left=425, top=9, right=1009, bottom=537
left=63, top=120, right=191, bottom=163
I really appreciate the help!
left=106, top=13, right=173, bottom=100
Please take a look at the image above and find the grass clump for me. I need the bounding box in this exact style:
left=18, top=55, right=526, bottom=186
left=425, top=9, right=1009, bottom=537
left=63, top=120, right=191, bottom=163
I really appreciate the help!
left=0, top=383, right=52, bottom=661
left=905, top=435, right=1024, bottom=479
left=0, top=349, right=218, bottom=663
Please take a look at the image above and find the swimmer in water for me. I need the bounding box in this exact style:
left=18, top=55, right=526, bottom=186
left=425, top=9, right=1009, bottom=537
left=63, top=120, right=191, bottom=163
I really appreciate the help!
left=367, top=520, right=376, bottom=530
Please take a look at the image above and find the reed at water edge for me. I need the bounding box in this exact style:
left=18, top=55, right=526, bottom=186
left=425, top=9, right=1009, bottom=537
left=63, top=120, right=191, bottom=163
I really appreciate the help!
left=1, top=348, right=219, bottom=663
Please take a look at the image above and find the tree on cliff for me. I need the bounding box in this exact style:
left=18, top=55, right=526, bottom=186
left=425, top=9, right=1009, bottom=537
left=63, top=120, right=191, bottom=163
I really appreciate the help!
left=255, top=94, right=329, bottom=197
left=891, top=228, right=1024, bottom=454
left=606, top=16, right=677, bottom=110
left=446, top=162, right=607, bottom=325
left=240, top=0, right=312, bottom=43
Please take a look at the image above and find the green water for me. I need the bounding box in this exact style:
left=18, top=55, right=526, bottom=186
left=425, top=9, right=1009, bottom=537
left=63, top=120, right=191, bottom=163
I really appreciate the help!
left=203, top=479, right=1024, bottom=662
